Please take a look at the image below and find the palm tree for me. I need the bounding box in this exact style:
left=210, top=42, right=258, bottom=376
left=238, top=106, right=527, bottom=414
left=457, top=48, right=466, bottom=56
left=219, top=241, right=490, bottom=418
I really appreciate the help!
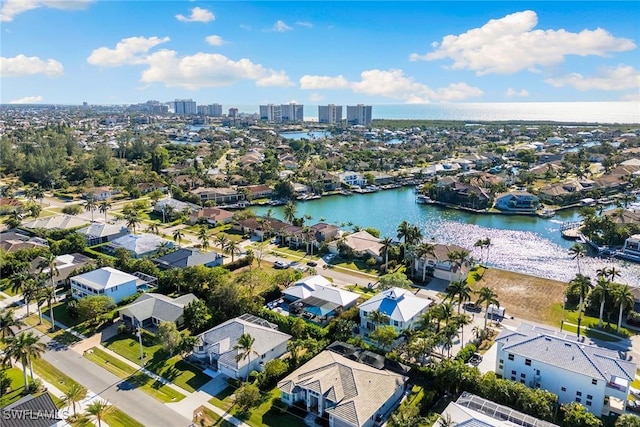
left=613, top=284, right=634, bottom=333
left=414, top=242, right=436, bottom=282
left=83, top=197, right=98, bottom=222
left=145, top=222, right=159, bottom=235
left=476, top=287, right=499, bottom=329
left=226, top=240, right=241, bottom=262
left=2, top=331, right=46, bottom=389
left=62, top=383, right=86, bottom=417
left=233, top=333, right=259, bottom=381
left=568, top=273, right=592, bottom=337
left=591, top=276, right=610, bottom=327
left=367, top=309, right=390, bottom=330
left=38, top=252, right=59, bottom=302
left=20, top=278, right=40, bottom=317
left=37, top=281, right=57, bottom=332
left=446, top=279, right=473, bottom=314
left=31, top=185, right=45, bottom=205
left=198, top=225, right=210, bottom=249
left=380, top=237, right=394, bottom=269
left=482, top=237, right=492, bottom=265
left=125, top=211, right=141, bottom=234
left=396, top=220, right=411, bottom=245
left=85, top=399, right=115, bottom=427
left=606, top=267, right=621, bottom=283
left=173, top=228, right=185, bottom=248
left=283, top=202, right=297, bottom=224
left=406, top=225, right=423, bottom=246
left=98, top=200, right=111, bottom=223
left=454, top=313, right=472, bottom=347
left=473, top=239, right=485, bottom=264
left=568, top=244, right=587, bottom=275
left=0, top=309, right=25, bottom=339
left=215, top=233, right=229, bottom=252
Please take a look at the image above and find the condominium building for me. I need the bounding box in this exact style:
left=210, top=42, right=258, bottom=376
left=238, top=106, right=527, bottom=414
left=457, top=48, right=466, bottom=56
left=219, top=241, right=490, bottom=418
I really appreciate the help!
left=318, top=104, right=343, bottom=124
left=259, top=104, right=281, bottom=122
left=170, top=99, right=197, bottom=115
left=260, top=103, right=304, bottom=123
left=347, top=104, right=372, bottom=126
left=197, top=103, right=223, bottom=116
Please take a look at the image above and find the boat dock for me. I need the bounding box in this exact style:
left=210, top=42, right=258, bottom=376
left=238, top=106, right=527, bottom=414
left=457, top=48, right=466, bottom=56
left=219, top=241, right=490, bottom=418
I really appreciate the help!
left=560, top=221, right=583, bottom=240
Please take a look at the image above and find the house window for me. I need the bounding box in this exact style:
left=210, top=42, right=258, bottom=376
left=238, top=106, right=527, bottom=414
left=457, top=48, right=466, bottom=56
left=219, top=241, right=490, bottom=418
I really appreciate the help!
left=508, top=354, right=514, bottom=361
left=393, top=320, right=399, bottom=327
left=587, top=394, right=592, bottom=400
left=536, top=370, right=540, bottom=375
left=586, top=401, right=592, bottom=407
left=511, top=376, right=516, bottom=381
left=499, top=359, right=504, bottom=364
left=520, top=380, right=525, bottom=384
left=575, top=398, right=581, bottom=403
left=511, top=370, right=516, bottom=375
left=525, top=359, right=531, bottom=366
left=576, top=391, right=582, bottom=397
left=520, top=373, right=526, bottom=378
left=592, top=379, right=597, bottom=385
left=282, top=392, right=290, bottom=401
left=561, top=387, right=567, bottom=392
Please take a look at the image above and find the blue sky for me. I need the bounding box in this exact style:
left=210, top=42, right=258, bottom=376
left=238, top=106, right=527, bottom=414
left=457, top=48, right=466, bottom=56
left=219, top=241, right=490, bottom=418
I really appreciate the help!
left=1, top=1, right=639, bottom=105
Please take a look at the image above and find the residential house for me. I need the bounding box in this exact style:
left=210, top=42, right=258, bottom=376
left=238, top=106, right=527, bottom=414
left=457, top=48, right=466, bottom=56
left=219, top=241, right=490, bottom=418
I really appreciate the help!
left=320, top=172, right=341, bottom=191
left=191, top=187, right=244, bottom=204
left=0, top=197, right=24, bottom=213
left=328, top=230, right=383, bottom=261
left=413, top=243, right=470, bottom=282
left=495, top=323, right=636, bottom=416
left=188, top=207, right=234, bottom=226
left=438, top=392, right=559, bottom=427
left=76, top=223, right=129, bottom=246
left=284, top=275, right=360, bottom=323
left=245, top=184, right=273, bottom=200
left=23, top=215, right=89, bottom=230
left=311, top=222, right=340, bottom=243
left=193, top=314, right=291, bottom=380
left=105, top=233, right=174, bottom=259
left=281, top=224, right=305, bottom=248
left=136, top=181, right=168, bottom=194
left=1, top=393, right=62, bottom=427
left=370, top=171, right=395, bottom=185
left=494, top=191, right=540, bottom=213
left=153, top=248, right=223, bottom=270
left=233, top=217, right=289, bottom=239
left=119, top=293, right=198, bottom=328
left=359, top=287, right=433, bottom=332
left=0, top=230, right=48, bottom=252
left=70, top=267, right=157, bottom=303
left=433, top=177, right=490, bottom=210
left=278, top=346, right=408, bottom=427
left=30, top=253, right=93, bottom=288
left=83, top=186, right=119, bottom=201
left=153, top=198, right=200, bottom=221
left=338, top=171, right=366, bottom=188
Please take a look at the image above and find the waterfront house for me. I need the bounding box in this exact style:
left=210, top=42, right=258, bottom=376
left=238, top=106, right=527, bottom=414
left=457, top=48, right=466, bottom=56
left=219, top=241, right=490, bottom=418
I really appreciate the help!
left=433, top=177, right=490, bottom=210
left=153, top=248, right=223, bottom=270
left=338, top=171, right=367, bottom=188
left=413, top=243, right=470, bottom=282
left=495, top=323, right=636, bottom=416
left=310, top=222, right=340, bottom=243
left=191, top=187, right=245, bottom=204
left=105, top=233, right=173, bottom=259
left=245, top=184, right=273, bottom=199
left=494, top=191, right=539, bottom=213
left=233, top=217, right=288, bottom=239
left=278, top=346, right=408, bottom=427
left=359, top=287, right=433, bottom=333
left=328, top=230, right=383, bottom=261
left=188, top=207, right=234, bottom=226
left=153, top=197, right=200, bottom=221
left=192, top=314, right=291, bottom=380
left=119, top=293, right=197, bottom=328
left=70, top=267, right=157, bottom=303
left=284, top=275, right=360, bottom=323
left=76, top=223, right=129, bottom=246
left=619, top=234, right=640, bottom=262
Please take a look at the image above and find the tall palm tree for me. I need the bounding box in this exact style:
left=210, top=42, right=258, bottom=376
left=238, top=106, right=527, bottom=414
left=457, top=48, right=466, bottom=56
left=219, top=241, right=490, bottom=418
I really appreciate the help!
left=83, top=197, right=98, bottom=222
left=38, top=252, right=59, bottom=303
left=2, top=331, right=46, bottom=389
left=20, top=278, right=41, bottom=317
left=454, top=313, right=472, bottom=348
left=226, top=240, right=240, bottom=262
left=568, top=244, right=587, bottom=275
left=568, top=273, right=592, bottom=337
left=215, top=233, right=229, bottom=252
left=98, top=200, right=111, bottom=223
left=233, top=333, right=259, bottom=381
left=37, top=280, right=57, bottom=331
left=446, top=279, right=473, bottom=314
left=198, top=225, right=210, bottom=249
left=173, top=228, right=185, bottom=248
left=0, top=309, right=25, bottom=339
left=606, top=267, right=621, bottom=283
left=125, top=211, right=141, bottom=234
left=85, top=399, right=115, bottom=427
left=476, top=287, right=499, bottom=329
left=380, top=237, right=394, bottom=269
left=367, top=309, right=390, bottom=329
left=591, top=276, right=610, bottom=327
left=473, top=239, right=485, bottom=264
left=414, top=242, right=436, bottom=282
left=482, top=237, right=492, bottom=265
left=31, top=185, right=45, bottom=205
left=396, top=220, right=411, bottom=245
left=145, top=222, right=160, bottom=235
left=406, top=225, right=423, bottom=246
left=62, top=383, right=86, bottom=417
left=613, top=284, right=634, bottom=333
left=283, top=202, right=297, bottom=224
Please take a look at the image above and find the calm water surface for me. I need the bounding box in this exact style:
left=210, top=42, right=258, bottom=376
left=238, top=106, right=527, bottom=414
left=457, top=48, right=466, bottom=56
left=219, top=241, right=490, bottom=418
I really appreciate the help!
left=252, top=188, right=640, bottom=285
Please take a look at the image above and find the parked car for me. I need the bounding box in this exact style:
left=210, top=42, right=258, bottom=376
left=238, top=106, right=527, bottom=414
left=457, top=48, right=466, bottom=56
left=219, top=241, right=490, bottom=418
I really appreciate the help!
left=306, top=261, right=318, bottom=267
left=273, top=261, right=290, bottom=269
left=463, top=302, right=482, bottom=313
left=469, top=353, right=483, bottom=366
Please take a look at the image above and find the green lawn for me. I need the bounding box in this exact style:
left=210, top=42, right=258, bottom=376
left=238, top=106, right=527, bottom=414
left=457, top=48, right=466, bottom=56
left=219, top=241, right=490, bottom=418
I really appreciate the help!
left=23, top=315, right=83, bottom=345
left=0, top=367, right=27, bottom=407
left=193, top=406, right=235, bottom=427
left=104, top=332, right=210, bottom=392
left=558, top=307, right=631, bottom=338
left=84, top=347, right=185, bottom=403
left=333, top=259, right=379, bottom=275
left=209, top=386, right=306, bottom=427
left=32, top=358, right=86, bottom=396
left=104, top=409, right=145, bottom=427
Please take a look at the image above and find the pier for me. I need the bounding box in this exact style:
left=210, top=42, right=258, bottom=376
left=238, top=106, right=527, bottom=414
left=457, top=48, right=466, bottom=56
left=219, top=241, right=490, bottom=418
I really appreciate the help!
left=561, top=221, right=583, bottom=240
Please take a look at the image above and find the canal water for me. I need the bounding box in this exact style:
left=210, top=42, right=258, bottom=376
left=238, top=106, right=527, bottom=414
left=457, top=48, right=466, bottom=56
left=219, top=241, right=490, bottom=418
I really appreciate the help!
left=252, top=187, right=640, bottom=285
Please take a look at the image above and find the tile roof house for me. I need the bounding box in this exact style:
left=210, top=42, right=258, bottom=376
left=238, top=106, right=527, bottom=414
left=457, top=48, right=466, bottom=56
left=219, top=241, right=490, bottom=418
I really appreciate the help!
left=70, top=267, right=156, bottom=304
left=495, top=323, right=636, bottom=416
left=494, top=191, right=540, bottom=213
left=328, top=230, right=383, bottom=261
left=119, top=293, right=198, bottom=328
left=358, top=287, right=433, bottom=333
left=278, top=349, right=408, bottom=427
left=193, top=314, right=291, bottom=380
left=1, top=393, right=61, bottom=427
left=188, top=207, right=234, bottom=226
left=152, top=248, right=223, bottom=270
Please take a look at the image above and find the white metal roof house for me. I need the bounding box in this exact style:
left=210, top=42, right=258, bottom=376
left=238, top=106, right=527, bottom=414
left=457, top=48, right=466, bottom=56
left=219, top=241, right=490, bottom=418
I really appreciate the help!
left=105, top=233, right=173, bottom=259
left=358, top=287, right=433, bottom=333
left=495, top=324, right=636, bottom=416
left=278, top=348, right=408, bottom=427
left=70, top=267, right=156, bottom=304
left=119, top=293, right=198, bottom=328
left=193, top=314, right=291, bottom=380
left=284, top=276, right=360, bottom=323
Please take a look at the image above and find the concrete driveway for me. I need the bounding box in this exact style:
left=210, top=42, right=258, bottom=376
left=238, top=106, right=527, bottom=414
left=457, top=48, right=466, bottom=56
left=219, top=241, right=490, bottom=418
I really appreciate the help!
left=199, top=375, right=229, bottom=396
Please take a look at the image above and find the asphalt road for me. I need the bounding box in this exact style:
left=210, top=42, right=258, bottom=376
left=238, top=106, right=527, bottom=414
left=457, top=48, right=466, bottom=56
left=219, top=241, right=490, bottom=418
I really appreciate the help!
left=42, top=339, right=192, bottom=427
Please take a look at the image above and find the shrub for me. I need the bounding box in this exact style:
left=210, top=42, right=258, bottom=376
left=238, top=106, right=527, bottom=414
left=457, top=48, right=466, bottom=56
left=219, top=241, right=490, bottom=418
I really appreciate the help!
left=455, top=344, right=477, bottom=363
left=223, top=257, right=252, bottom=271
left=66, top=299, right=79, bottom=319
left=627, top=311, right=640, bottom=326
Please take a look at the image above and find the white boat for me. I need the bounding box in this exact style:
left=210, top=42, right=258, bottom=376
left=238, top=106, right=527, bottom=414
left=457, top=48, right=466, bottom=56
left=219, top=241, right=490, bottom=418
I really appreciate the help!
left=537, top=208, right=555, bottom=218
left=615, top=234, right=640, bottom=262
left=416, top=194, right=431, bottom=204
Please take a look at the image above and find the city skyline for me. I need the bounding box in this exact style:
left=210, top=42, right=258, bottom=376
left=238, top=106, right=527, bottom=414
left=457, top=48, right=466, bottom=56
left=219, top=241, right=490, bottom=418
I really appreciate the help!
left=1, top=1, right=639, bottom=105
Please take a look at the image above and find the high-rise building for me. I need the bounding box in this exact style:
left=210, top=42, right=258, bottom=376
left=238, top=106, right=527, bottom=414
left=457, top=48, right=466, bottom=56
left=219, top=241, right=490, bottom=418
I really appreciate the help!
left=228, top=107, right=239, bottom=118
left=346, top=104, right=372, bottom=126
left=171, top=99, right=197, bottom=115
left=197, top=103, right=223, bottom=116
left=318, top=104, right=343, bottom=124
left=259, top=104, right=281, bottom=122
left=260, top=103, right=303, bottom=122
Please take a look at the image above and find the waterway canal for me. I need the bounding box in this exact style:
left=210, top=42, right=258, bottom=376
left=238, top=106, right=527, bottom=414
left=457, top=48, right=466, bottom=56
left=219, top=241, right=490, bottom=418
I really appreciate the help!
left=251, top=187, right=640, bottom=285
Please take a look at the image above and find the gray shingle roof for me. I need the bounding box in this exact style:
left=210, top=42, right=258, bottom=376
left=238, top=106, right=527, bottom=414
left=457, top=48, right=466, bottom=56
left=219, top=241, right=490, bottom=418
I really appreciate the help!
left=119, top=293, right=197, bottom=324
left=1, top=394, right=61, bottom=427
left=153, top=248, right=222, bottom=269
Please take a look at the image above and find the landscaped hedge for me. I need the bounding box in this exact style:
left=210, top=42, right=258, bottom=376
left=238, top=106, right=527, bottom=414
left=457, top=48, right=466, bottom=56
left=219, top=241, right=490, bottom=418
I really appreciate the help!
left=455, top=344, right=477, bottom=363
left=223, top=257, right=252, bottom=271
left=256, top=308, right=328, bottom=340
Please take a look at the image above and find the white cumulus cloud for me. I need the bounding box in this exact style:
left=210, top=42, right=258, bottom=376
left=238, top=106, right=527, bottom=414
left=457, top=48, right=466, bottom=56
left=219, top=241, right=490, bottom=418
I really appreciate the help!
left=300, top=69, right=483, bottom=103
left=545, top=65, right=640, bottom=91
left=176, top=7, right=215, bottom=23
left=0, top=54, right=63, bottom=77
left=299, top=75, right=349, bottom=89
left=273, top=20, right=292, bottom=32
left=9, top=95, right=43, bottom=104
left=1, top=0, right=93, bottom=22
left=205, top=35, right=224, bottom=46
left=410, top=10, right=636, bottom=75
left=87, top=36, right=170, bottom=67
left=140, top=50, right=293, bottom=89
left=506, top=88, right=530, bottom=97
